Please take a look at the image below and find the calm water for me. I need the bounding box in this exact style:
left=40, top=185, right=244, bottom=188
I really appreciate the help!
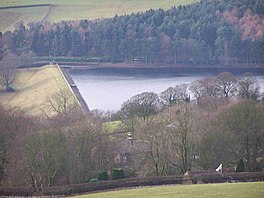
left=70, top=70, right=264, bottom=111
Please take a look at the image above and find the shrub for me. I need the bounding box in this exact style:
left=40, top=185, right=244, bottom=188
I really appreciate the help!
left=236, top=159, right=245, bottom=172
left=97, top=171, right=108, bottom=181
left=112, top=168, right=125, bottom=180
left=7, top=87, right=15, bottom=92
left=89, top=178, right=99, bottom=183
left=197, top=174, right=232, bottom=183
left=100, top=56, right=111, bottom=63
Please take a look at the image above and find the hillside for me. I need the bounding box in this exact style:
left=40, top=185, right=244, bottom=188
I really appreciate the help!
left=0, top=65, right=78, bottom=116
left=0, top=0, right=197, bottom=32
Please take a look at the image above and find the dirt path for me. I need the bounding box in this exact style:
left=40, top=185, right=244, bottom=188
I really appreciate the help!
left=41, top=4, right=54, bottom=22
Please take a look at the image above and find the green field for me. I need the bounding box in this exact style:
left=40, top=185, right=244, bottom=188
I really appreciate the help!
left=103, top=121, right=126, bottom=132
left=70, top=182, right=264, bottom=198
left=0, top=65, right=77, bottom=116
left=0, top=0, right=198, bottom=32
left=0, top=6, right=49, bottom=32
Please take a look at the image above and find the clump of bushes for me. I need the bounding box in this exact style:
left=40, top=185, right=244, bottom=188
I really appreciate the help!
left=97, top=171, right=108, bottom=181
left=236, top=159, right=245, bottom=172
left=112, top=168, right=125, bottom=180
left=89, top=178, right=99, bottom=183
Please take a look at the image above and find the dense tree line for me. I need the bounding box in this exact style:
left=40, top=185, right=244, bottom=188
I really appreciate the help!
left=118, top=72, right=260, bottom=114
left=1, top=0, right=264, bottom=65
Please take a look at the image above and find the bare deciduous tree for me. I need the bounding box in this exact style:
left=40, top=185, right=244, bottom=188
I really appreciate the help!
left=124, top=92, right=159, bottom=121
left=190, top=80, right=204, bottom=102
left=167, top=104, right=195, bottom=174
left=200, top=77, right=220, bottom=98
left=67, top=117, right=114, bottom=183
left=25, top=130, right=68, bottom=188
left=136, top=103, right=196, bottom=175
left=118, top=99, right=139, bottom=142
left=174, top=83, right=190, bottom=103
left=216, top=72, right=237, bottom=98
left=0, top=53, right=18, bottom=91
left=0, top=105, right=33, bottom=186
left=138, top=115, right=170, bottom=176
left=237, top=72, right=260, bottom=100
left=160, top=87, right=177, bottom=108
left=197, top=130, right=234, bottom=170
left=160, top=84, right=190, bottom=109
left=0, top=51, right=35, bottom=91
left=47, top=89, right=81, bottom=116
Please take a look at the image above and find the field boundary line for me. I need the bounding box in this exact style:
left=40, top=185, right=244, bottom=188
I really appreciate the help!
left=0, top=4, right=51, bottom=10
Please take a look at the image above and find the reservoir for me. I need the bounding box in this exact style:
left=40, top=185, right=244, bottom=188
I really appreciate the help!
left=70, top=68, right=264, bottom=111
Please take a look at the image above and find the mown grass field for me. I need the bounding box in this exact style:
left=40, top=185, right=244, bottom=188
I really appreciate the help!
left=0, top=65, right=76, bottom=116
left=0, top=0, right=198, bottom=32
left=70, top=182, right=264, bottom=198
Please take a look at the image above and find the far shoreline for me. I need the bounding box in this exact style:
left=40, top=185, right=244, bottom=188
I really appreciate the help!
left=68, top=62, right=264, bottom=76
left=21, top=61, right=264, bottom=75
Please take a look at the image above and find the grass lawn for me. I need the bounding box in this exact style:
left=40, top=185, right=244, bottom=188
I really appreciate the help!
left=0, top=65, right=76, bottom=116
left=0, top=6, right=49, bottom=32
left=0, top=0, right=198, bottom=32
left=69, top=182, right=264, bottom=198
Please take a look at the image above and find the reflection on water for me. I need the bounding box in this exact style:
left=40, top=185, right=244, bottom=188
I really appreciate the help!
left=71, top=72, right=264, bottom=111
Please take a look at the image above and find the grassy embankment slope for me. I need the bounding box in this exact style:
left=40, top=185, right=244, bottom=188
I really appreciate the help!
left=0, top=0, right=198, bottom=32
left=0, top=65, right=77, bottom=116
left=70, top=182, right=264, bottom=198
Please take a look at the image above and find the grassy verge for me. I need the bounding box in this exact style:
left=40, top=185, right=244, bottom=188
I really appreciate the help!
left=69, top=182, right=264, bottom=198
left=0, top=65, right=76, bottom=116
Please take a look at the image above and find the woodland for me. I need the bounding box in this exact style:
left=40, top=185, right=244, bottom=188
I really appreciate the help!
left=0, top=0, right=264, bottom=65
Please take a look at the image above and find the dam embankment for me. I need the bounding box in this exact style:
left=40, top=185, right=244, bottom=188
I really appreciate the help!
left=57, top=65, right=90, bottom=113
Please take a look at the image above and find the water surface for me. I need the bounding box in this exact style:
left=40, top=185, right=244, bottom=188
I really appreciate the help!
left=70, top=69, right=264, bottom=111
